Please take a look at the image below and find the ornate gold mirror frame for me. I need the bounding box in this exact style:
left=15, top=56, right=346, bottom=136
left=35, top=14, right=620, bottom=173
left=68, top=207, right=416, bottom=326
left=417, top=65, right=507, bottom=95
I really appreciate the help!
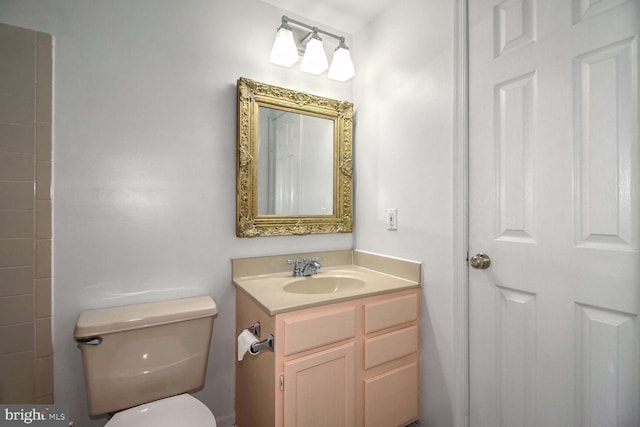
left=236, top=77, right=353, bottom=237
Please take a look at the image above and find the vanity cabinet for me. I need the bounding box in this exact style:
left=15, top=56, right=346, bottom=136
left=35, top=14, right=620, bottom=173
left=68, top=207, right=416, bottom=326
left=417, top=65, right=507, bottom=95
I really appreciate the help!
left=235, top=288, right=420, bottom=427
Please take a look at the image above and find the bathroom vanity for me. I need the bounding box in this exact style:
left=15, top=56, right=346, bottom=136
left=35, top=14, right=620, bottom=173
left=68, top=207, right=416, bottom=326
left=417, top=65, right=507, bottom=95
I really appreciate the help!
left=233, top=250, right=421, bottom=427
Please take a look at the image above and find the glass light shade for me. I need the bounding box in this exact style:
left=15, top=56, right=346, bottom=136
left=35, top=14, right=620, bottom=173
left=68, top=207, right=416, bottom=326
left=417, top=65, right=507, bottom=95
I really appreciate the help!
left=269, top=27, right=299, bottom=67
left=300, top=37, right=328, bottom=75
left=328, top=47, right=355, bottom=82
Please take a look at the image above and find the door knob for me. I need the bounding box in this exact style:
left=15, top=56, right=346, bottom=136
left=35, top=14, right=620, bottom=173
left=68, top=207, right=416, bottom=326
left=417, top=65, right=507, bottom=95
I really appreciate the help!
left=470, top=253, right=491, bottom=269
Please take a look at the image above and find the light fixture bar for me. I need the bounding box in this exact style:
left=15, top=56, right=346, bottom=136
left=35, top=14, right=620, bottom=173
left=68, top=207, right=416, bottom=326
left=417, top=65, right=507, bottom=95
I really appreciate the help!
left=281, top=16, right=345, bottom=45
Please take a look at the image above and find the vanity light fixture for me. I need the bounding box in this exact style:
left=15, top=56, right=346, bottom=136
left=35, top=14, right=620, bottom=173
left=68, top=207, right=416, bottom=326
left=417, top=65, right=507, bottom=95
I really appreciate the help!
left=269, top=21, right=299, bottom=67
left=269, top=16, right=355, bottom=82
left=300, top=30, right=328, bottom=75
left=328, top=39, right=355, bottom=82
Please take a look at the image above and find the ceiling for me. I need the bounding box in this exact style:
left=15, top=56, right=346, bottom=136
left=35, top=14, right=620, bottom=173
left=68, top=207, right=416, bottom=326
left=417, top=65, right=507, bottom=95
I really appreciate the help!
left=260, top=0, right=397, bottom=33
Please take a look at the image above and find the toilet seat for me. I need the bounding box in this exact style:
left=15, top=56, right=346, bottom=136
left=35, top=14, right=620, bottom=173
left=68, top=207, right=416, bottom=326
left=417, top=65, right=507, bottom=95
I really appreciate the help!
left=104, top=394, right=216, bottom=427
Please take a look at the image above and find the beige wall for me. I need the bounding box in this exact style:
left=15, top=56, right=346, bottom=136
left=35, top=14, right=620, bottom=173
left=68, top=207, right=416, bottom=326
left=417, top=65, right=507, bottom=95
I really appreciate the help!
left=0, top=22, right=53, bottom=404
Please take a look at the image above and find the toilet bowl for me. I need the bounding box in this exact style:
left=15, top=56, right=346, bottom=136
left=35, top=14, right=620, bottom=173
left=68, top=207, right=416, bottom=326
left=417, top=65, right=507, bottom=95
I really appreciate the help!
left=104, top=394, right=216, bottom=427
left=74, top=296, right=218, bottom=426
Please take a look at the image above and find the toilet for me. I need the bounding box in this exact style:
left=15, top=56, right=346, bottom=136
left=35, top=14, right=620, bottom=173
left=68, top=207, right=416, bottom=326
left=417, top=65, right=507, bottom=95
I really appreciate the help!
left=74, top=296, right=218, bottom=426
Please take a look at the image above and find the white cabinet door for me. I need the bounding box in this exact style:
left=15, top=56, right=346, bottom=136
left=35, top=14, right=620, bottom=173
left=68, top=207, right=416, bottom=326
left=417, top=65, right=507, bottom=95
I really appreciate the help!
left=469, top=0, right=639, bottom=426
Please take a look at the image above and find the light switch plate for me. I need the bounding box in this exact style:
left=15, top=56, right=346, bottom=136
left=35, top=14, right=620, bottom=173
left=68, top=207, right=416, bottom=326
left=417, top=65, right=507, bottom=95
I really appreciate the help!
left=387, top=208, right=397, bottom=230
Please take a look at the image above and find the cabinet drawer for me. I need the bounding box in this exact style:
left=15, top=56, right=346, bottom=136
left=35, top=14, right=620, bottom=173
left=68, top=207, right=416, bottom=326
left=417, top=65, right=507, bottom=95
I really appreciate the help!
left=364, top=293, right=418, bottom=334
left=282, top=306, right=356, bottom=356
left=364, top=362, right=419, bottom=427
left=364, top=325, right=418, bottom=370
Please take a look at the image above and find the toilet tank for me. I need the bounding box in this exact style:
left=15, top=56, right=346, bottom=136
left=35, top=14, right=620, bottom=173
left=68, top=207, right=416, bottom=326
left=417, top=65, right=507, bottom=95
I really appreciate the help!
left=74, top=296, right=218, bottom=416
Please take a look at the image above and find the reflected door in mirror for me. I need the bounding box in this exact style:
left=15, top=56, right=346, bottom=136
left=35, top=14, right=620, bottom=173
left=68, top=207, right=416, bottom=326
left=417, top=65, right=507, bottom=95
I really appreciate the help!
left=258, top=106, right=334, bottom=216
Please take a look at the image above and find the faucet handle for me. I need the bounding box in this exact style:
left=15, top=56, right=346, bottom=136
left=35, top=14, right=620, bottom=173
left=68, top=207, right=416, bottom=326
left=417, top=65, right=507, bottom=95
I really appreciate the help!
left=287, top=259, right=302, bottom=277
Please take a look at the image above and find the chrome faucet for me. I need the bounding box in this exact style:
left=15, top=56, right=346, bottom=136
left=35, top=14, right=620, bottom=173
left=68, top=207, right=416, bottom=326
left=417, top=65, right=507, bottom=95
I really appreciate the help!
left=301, top=257, right=322, bottom=276
left=287, top=257, right=322, bottom=277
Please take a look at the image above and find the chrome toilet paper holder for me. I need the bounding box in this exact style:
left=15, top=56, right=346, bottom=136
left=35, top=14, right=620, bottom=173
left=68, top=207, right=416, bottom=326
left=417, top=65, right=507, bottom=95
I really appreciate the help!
left=247, top=321, right=261, bottom=337
left=250, top=334, right=274, bottom=354
left=244, top=321, right=274, bottom=354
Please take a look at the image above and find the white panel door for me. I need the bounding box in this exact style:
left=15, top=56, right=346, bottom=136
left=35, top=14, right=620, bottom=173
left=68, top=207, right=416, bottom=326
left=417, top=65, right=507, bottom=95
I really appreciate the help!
left=469, top=1, right=639, bottom=426
left=269, top=112, right=301, bottom=215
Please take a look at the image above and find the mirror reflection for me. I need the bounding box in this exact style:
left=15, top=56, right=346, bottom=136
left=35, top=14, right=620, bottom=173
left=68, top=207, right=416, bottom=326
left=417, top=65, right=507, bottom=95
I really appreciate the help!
left=257, top=106, right=334, bottom=216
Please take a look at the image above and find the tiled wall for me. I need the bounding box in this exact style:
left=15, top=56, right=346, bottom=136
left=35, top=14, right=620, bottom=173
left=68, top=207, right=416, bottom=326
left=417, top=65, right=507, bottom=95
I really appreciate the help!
left=0, top=23, right=53, bottom=404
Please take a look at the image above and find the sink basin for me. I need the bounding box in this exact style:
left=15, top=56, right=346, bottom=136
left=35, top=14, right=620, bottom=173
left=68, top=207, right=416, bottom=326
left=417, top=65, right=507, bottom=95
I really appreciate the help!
left=283, top=276, right=365, bottom=294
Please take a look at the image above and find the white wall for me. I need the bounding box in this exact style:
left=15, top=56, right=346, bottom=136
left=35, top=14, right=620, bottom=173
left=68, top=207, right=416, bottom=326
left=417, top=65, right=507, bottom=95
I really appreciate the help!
left=0, top=1, right=353, bottom=425
left=0, top=0, right=460, bottom=425
left=353, top=1, right=457, bottom=426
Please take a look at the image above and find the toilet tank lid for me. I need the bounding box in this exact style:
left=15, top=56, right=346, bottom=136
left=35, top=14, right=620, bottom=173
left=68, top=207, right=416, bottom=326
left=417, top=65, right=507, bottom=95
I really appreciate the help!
left=74, top=296, right=217, bottom=338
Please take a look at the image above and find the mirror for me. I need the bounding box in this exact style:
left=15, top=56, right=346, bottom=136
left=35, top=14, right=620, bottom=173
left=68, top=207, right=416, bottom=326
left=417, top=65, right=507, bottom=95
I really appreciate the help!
left=258, top=106, right=334, bottom=216
left=237, top=78, right=353, bottom=237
